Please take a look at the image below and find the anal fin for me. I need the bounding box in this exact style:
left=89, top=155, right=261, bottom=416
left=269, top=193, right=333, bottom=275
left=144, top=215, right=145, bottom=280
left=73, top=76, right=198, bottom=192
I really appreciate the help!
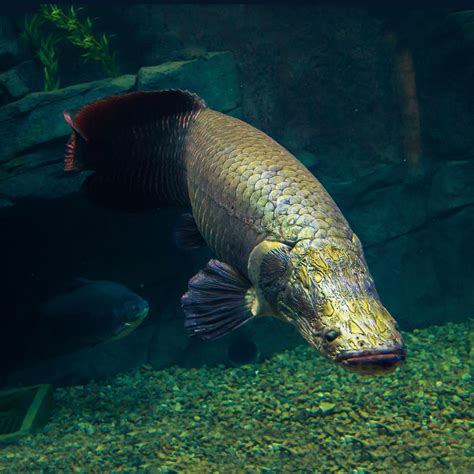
left=174, top=213, right=207, bottom=249
left=182, top=260, right=256, bottom=340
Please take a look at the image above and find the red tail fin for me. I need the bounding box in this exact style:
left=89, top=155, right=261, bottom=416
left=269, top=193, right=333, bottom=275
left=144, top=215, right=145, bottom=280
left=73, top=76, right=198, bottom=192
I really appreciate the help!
left=63, top=111, right=89, bottom=172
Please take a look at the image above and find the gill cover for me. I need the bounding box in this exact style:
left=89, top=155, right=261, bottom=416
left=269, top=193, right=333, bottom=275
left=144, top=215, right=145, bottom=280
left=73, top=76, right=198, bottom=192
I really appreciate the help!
left=248, top=240, right=294, bottom=315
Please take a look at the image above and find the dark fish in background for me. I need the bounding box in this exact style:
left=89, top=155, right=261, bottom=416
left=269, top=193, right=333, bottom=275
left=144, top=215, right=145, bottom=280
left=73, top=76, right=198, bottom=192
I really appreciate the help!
left=40, top=278, right=149, bottom=353
left=63, top=89, right=405, bottom=375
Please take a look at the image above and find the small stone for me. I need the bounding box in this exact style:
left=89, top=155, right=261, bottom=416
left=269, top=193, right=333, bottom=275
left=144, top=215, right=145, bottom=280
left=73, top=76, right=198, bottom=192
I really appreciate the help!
left=318, top=402, right=336, bottom=414
left=77, top=422, right=95, bottom=435
left=461, top=373, right=471, bottom=382
left=0, top=60, right=42, bottom=101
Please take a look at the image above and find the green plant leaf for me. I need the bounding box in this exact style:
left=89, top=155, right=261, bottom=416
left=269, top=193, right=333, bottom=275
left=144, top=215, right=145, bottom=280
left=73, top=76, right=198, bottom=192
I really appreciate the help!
left=23, top=3, right=121, bottom=88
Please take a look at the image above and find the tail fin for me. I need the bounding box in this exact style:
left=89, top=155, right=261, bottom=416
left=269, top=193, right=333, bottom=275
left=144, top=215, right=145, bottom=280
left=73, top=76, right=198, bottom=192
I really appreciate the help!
left=63, top=89, right=206, bottom=208
left=64, top=111, right=90, bottom=172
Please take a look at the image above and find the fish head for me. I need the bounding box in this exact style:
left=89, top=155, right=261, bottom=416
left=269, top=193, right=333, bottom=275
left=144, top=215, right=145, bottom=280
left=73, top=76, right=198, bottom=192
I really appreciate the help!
left=108, top=294, right=150, bottom=341
left=251, top=240, right=406, bottom=375
left=79, top=281, right=150, bottom=342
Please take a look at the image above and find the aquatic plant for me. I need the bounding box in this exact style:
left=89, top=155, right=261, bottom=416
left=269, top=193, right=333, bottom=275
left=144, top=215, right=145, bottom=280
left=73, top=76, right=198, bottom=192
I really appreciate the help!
left=42, top=5, right=120, bottom=78
left=39, top=33, right=62, bottom=91
left=22, top=13, right=61, bottom=91
left=22, top=4, right=119, bottom=91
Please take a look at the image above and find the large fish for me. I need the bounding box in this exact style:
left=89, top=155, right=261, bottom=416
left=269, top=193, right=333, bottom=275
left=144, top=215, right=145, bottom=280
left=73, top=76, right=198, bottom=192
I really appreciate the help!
left=64, top=90, right=406, bottom=375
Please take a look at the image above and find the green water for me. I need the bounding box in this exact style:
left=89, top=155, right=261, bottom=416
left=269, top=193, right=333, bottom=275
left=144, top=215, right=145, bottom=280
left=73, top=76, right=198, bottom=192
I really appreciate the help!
left=0, top=4, right=473, bottom=472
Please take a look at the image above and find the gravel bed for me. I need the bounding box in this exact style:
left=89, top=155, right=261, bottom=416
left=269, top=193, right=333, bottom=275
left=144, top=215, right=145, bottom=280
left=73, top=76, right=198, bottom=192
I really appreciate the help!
left=0, top=321, right=472, bottom=472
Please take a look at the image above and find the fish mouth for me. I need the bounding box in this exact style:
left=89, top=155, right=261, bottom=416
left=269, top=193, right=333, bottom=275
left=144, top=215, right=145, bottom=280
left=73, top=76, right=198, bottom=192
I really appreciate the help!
left=335, top=347, right=406, bottom=375
left=109, top=307, right=149, bottom=342
left=133, top=307, right=149, bottom=321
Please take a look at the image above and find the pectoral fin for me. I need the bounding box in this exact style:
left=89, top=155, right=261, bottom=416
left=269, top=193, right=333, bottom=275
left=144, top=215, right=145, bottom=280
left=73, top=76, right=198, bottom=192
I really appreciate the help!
left=181, top=259, right=257, bottom=340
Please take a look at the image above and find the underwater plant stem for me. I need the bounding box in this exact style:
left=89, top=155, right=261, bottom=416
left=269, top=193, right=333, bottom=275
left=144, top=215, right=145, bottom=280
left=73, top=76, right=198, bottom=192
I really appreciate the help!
left=23, top=14, right=61, bottom=91
left=41, top=4, right=120, bottom=78
left=22, top=5, right=120, bottom=91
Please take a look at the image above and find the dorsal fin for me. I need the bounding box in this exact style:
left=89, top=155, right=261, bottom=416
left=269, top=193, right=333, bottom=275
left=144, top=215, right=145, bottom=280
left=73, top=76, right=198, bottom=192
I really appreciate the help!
left=71, top=89, right=206, bottom=145
left=63, top=89, right=206, bottom=207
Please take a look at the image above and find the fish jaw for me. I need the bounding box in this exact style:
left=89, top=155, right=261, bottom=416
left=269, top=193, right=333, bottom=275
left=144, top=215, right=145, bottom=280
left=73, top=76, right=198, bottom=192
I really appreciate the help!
left=109, top=307, right=149, bottom=342
left=335, top=346, right=407, bottom=375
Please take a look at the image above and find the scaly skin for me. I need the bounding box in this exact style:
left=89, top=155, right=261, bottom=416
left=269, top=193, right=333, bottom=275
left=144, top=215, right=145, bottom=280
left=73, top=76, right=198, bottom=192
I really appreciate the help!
left=185, top=109, right=352, bottom=272
left=184, top=108, right=405, bottom=373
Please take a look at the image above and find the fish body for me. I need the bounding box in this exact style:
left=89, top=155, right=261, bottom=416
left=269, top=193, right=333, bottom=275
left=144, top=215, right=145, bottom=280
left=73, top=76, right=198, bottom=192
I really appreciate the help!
left=185, top=108, right=351, bottom=273
left=40, top=278, right=149, bottom=351
left=64, top=90, right=405, bottom=374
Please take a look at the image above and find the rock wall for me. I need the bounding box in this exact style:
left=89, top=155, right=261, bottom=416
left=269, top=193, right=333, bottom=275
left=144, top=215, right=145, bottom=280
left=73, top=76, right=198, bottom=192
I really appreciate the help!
left=0, top=51, right=240, bottom=202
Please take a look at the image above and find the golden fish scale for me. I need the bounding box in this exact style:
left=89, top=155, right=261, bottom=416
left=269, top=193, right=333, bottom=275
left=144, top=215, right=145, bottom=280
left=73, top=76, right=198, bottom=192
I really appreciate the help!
left=185, top=109, right=353, bottom=275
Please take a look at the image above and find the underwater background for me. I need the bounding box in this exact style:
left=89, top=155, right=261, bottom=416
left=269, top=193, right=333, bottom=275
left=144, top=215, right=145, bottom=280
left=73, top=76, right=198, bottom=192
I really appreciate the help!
left=0, top=3, right=472, bottom=472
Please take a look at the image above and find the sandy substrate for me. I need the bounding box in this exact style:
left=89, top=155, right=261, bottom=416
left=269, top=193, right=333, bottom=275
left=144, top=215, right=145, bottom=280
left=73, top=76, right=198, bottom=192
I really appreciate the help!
left=0, top=321, right=472, bottom=472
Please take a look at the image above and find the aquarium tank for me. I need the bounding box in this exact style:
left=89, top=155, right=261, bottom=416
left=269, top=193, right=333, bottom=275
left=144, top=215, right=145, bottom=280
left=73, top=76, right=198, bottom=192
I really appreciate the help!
left=0, top=3, right=472, bottom=472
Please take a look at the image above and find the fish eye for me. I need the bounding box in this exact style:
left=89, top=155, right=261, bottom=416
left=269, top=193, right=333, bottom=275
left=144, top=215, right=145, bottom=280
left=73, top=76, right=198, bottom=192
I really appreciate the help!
left=324, top=329, right=339, bottom=343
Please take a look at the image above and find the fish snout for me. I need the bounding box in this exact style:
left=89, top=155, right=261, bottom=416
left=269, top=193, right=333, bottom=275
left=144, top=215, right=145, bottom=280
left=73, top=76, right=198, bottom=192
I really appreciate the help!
left=335, top=347, right=406, bottom=375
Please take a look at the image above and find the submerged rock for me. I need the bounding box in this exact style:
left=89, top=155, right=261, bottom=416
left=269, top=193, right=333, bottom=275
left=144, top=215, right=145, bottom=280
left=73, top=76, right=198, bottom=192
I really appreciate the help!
left=0, top=51, right=240, bottom=203
left=0, top=75, right=136, bottom=163
left=430, top=207, right=474, bottom=320
left=365, top=227, right=445, bottom=329
left=136, top=51, right=240, bottom=112
left=346, top=179, right=427, bottom=247
left=0, top=142, right=87, bottom=200
left=0, top=17, right=20, bottom=72
left=429, top=160, right=474, bottom=214
left=0, top=75, right=135, bottom=202
left=0, top=60, right=42, bottom=103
